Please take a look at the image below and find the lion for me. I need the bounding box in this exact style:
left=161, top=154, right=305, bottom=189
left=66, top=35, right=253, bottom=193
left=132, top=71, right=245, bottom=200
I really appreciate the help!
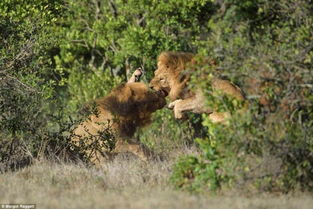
left=71, top=69, right=166, bottom=165
left=149, top=51, right=247, bottom=123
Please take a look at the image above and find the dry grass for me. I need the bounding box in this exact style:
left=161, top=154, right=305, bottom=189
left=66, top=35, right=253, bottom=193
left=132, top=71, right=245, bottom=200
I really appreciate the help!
left=1, top=146, right=312, bottom=209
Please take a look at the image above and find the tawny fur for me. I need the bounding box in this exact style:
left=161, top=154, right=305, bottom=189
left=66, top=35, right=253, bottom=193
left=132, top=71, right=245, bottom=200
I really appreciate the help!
left=72, top=71, right=166, bottom=166
left=149, top=51, right=247, bottom=123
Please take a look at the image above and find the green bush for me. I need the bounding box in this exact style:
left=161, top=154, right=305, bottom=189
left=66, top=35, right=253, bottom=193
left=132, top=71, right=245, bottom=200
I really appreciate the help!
left=170, top=0, right=313, bottom=193
left=0, top=0, right=80, bottom=171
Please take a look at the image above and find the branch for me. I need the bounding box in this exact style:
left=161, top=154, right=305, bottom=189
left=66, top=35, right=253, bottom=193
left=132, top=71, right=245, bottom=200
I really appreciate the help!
left=4, top=39, right=35, bottom=71
left=6, top=75, right=38, bottom=93
left=92, top=0, right=101, bottom=20
left=136, top=13, right=147, bottom=27
left=108, top=0, right=118, bottom=17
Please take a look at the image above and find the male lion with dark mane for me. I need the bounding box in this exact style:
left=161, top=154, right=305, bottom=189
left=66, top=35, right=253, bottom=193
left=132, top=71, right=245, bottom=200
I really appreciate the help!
left=149, top=51, right=247, bottom=123
left=72, top=69, right=166, bottom=166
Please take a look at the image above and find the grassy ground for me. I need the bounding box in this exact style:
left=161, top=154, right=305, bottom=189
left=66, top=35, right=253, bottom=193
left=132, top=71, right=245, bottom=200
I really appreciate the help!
left=1, top=145, right=312, bottom=209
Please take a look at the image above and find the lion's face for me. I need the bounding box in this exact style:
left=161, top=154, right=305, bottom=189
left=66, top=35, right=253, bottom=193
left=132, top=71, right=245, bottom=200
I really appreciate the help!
left=149, top=52, right=195, bottom=101
left=149, top=62, right=174, bottom=97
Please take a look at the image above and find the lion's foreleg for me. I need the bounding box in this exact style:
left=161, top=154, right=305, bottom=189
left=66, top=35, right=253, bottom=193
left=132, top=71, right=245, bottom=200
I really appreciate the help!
left=168, top=95, right=210, bottom=119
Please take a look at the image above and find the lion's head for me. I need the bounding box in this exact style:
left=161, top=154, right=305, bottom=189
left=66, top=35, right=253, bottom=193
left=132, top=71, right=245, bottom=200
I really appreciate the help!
left=97, top=82, right=166, bottom=137
left=149, top=51, right=194, bottom=101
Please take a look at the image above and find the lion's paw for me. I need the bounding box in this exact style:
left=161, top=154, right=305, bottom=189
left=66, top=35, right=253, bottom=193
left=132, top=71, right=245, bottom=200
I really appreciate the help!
left=168, top=99, right=182, bottom=109
left=174, top=109, right=184, bottom=119
left=168, top=99, right=185, bottom=119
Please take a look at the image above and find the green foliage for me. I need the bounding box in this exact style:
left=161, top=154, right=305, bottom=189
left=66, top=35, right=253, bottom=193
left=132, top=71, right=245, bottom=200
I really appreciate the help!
left=53, top=0, right=216, bottom=110
left=0, top=0, right=78, bottom=171
left=137, top=108, right=195, bottom=149
left=171, top=0, right=313, bottom=193
left=171, top=137, right=227, bottom=192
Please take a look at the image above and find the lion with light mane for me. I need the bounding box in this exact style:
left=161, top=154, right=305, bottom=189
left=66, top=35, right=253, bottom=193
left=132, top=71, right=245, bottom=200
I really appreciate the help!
left=149, top=51, right=247, bottom=123
left=72, top=69, right=166, bottom=166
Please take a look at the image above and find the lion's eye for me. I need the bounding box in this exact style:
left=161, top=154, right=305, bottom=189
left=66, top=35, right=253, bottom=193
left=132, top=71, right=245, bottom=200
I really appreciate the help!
left=159, top=78, right=165, bottom=81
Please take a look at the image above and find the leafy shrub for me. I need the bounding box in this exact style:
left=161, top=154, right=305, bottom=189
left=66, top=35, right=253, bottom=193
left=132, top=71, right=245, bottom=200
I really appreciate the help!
left=170, top=0, right=313, bottom=193
left=0, top=0, right=77, bottom=171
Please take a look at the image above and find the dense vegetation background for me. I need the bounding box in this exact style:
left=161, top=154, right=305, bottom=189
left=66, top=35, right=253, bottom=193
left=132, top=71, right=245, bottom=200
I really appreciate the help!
left=1, top=0, right=312, bottom=193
